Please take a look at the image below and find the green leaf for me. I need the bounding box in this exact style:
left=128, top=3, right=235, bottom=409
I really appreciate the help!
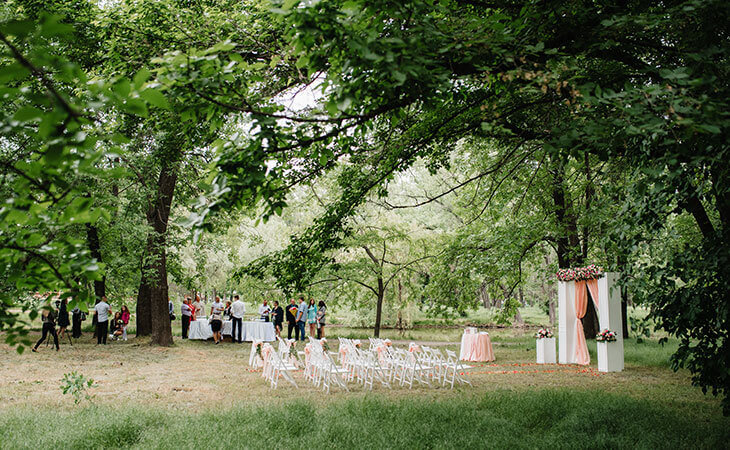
left=133, top=68, right=152, bottom=89
left=113, top=79, right=131, bottom=98
left=295, top=55, right=310, bottom=69
left=122, top=98, right=148, bottom=117
left=0, top=63, right=30, bottom=82
left=14, top=106, right=43, bottom=122
left=140, top=88, right=171, bottom=110
left=393, top=71, right=406, bottom=85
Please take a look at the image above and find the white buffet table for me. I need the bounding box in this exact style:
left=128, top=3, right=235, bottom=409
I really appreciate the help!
left=188, top=319, right=275, bottom=342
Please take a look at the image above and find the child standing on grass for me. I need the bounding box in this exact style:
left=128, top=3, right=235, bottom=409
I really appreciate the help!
left=120, top=305, right=130, bottom=341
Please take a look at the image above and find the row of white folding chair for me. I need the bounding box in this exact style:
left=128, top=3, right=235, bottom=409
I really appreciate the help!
left=310, top=343, right=349, bottom=393
left=442, top=349, right=472, bottom=388
left=264, top=344, right=298, bottom=389
left=419, top=345, right=446, bottom=384
left=368, top=337, right=389, bottom=350
left=343, top=347, right=391, bottom=390
left=390, top=348, right=432, bottom=388
left=408, top=346, right=471, bottom=388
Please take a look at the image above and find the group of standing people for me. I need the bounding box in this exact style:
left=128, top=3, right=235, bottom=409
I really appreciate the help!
left=179, top=295, right=209, bottom=340
left=33, top=292, right=328, bottom=351
left=285, top=296, right=327, bottom=341
left=32, top=295, right=130, bottom=351
left=92, top=297, right=131, bottom=345
left=176, top=294, right=327, bottom=343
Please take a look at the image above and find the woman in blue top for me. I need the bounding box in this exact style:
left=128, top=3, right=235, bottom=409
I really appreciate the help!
left=307, top=298, right=317, bottom=338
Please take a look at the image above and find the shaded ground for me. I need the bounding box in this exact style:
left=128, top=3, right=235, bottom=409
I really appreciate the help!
left=0, top=328, right=721, bottom=420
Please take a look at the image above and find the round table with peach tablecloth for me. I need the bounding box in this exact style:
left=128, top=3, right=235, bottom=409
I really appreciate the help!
left=459, top=331, right=495, bottom=361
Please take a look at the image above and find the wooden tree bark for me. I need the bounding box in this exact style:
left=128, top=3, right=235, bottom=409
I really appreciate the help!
left=374, top=277, right=384, bottom=338
left=136, top=157, right=178, bottom=346
left=85, top=223, right=106, bottom=300
left=550, top=156, right=599, bottom=339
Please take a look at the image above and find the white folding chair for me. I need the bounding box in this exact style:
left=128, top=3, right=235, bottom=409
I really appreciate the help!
left=443, top=349, right=472, bottom=389
left=268, top=348, right=298, bottom=389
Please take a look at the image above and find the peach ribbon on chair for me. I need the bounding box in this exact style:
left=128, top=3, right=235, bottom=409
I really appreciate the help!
left=376, top=345, right=386, bottom=363
left=574, top=280, right=590, bottom=365
left=339, top=345, right=348, bottom=363
left=304, top=343, right=312, bottom=365
left=261, top=344, right=273, bottom=377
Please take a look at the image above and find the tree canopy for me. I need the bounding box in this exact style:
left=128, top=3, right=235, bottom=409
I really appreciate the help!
left=1, top=0, right=728, bottom=413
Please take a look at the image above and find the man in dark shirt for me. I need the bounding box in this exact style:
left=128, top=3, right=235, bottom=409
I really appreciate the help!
left=272, top=300, right=284, bottom=337
left=285, top=298, right=298, bottom=340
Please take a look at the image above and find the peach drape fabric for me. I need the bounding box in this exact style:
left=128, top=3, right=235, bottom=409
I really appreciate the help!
left=574, top=280, right=590, bottom=365
left=587, top=279, right=599, bottom=310
left=459, top=332, right=495, bottom=362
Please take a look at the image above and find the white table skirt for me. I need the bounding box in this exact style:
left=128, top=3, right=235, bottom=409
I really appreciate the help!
left=188, top=319, right=275, bottom=342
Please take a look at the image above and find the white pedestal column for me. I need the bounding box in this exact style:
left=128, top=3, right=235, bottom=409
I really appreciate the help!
left=558, top=281, right=576, bottom=364
left=597, top=341, right=622, bottom=372
left=597, top=272, right=624, bottom=372
left=536, top=337, right=556, bottom=364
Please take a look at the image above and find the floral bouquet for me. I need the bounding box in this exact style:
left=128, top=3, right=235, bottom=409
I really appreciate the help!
left=556, top=264, right=604, bottom=281
left=321, top=338, right=330, bottom=352
left=354, top=339, right=362, bottom=349
left=384, top=339, right=392, bottom=347
left=535, top=328, right=553, bottom=339
left=596, top=329, right=617, bottom=342
left=255, top=341, right=263, bottom=360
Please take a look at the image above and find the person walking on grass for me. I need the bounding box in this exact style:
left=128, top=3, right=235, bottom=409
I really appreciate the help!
left=32, top=308, right=59, bottom=352
left=296, top=295, right=308, bottom=341
left=286, top=298, right=298, bottom=340
left=94, top=296, right=112, bottom=345
left=120, top=305, right=130, bottom=341
left=316, top=300, right=327, bottom=339
left=307, top=298, right=317, bottom=339
left=210, top=296, right=225, bottom=344
left=230, top=295, right=245, bottom=343
left=272, top=300, right=284, bottom=338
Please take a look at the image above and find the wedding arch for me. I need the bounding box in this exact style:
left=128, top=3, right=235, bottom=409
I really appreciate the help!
left=557, top=268, right=624, bottom=372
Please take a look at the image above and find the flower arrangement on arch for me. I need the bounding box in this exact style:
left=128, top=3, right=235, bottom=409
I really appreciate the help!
left=535, top=328, right=553, bottom=339
left=556, top=264, right=604, bottom=281
left=596, top=329, right=618, bottom=342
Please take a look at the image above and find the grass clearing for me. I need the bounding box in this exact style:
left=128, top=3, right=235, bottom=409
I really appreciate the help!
left=0, top=391, right=727, bottom=449
left=0, top=326, right=726, bottom=449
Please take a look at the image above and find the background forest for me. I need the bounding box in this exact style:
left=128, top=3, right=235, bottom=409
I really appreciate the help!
left=1, top=0, right=728, bottom=414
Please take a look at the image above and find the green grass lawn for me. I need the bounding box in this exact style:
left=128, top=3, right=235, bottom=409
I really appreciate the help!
left=2, top=309, right=726, bottom=449
left=1, top=390, right=727, bottom=449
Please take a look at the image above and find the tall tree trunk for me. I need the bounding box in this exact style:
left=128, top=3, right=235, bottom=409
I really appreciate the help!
left=551, top=156, right=599, bottom=339
left=548, top=300, right=556, bottom=326
left=136, top=274, right=152, bottom=337
left=374, top=277, right=384, bottom=338
left=85, top=223, right=106, bottom=300
left=617, top=253, right=629, bottom=338
left=136, top=158, right=178, bottom=346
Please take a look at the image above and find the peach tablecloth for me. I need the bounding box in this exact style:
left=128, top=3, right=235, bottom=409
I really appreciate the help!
left=459, top=332, right=495, bottom=361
